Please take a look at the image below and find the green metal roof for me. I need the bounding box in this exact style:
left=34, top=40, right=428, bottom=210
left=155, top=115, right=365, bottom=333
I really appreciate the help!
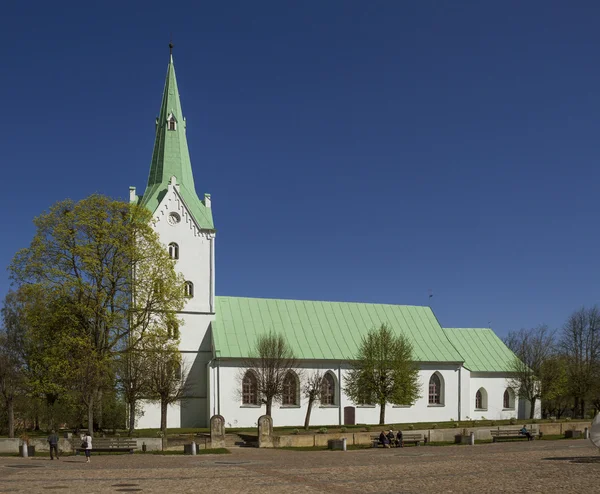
left=139, top=55, right=214, bottom=230
left=213, top=297, right=464, bottom=362
left=443, top=328, right=517, bottom=372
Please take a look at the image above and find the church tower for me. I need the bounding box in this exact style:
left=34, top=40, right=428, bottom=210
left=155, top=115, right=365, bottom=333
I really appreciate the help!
left=130, top=46, right=216, bottom=428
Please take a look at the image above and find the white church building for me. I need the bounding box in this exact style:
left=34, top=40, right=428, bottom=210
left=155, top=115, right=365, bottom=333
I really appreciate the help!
left=130, top=51, right=536, bottom=429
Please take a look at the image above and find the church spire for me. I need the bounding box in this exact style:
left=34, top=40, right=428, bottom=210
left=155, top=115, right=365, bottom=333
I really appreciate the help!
left=145, top=47, right=195, bottom=190
left=137, top=47, right=214, bottom=230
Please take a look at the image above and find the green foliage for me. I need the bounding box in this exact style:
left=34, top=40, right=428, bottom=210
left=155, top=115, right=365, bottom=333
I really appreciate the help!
left=340, top=426, right=347, bottom=433
left=5, top=195, right=186, bottom=433
left=509, top=417, right=516, bottom=425
left=319, top=427, right=328, bottom=434
left=292, top=428, right=299, bottom=435
left=344, top=324, right=421, bottom=425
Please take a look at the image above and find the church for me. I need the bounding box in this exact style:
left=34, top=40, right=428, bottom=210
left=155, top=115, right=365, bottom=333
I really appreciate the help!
left=129, top=50, right=537, bottom=429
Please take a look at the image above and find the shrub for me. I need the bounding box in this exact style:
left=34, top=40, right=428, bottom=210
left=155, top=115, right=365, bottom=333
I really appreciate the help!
left=565, top=417, right=572, bottom=422
left=490, top=421, right=496, bottom=426
left=319, top=427, right=328, bottom=434
left=431, top=424, right=437, bottom=429
left=452, top=422, right=458, bottom=428
left=408, top=424, right=414, bottom=430
left=364, top=426, right=371, bottom=432
left=340, top=427, right=347, bottom=433
left=292, top=428, right=299, bottom=435
left=509, top=417, right=516, bottom=425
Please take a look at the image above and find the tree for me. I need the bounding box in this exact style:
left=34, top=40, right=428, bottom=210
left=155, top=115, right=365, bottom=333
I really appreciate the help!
left=0, top=332, right=23, bottom=438
left=241, top=332, right=297, bottom=416
left=505, top=325, right=555, bottom=419
left=9, top=195, right=185, bottom=433
left=344, top=324, right=421, bottom=425
left=144, top=330, right=188, bottom=440
left=560, top=306, right=600, bottom=418
left=540, top=354, right=570, bottom=419
left=302, top=371, right=323, bottom=430
left=117, top=343, right=151, bottom=435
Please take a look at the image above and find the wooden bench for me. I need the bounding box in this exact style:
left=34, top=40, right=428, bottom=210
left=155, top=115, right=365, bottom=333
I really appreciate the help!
left=371, top=432, right=424, bottom=447
left=491, top=429, right=537, bottom=442
left=75, top=438, right=137, bottom=454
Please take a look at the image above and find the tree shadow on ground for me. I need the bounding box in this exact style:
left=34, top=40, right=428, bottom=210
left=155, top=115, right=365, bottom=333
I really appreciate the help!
left=544, top=456, right=600, bottom=464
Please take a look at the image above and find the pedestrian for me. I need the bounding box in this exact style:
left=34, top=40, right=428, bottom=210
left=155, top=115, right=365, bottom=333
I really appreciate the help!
left=396, top=430, right=403, bottom=448
left=47, top=430, right=59, bottom=460
left=82, top=433, right=93, bottom=463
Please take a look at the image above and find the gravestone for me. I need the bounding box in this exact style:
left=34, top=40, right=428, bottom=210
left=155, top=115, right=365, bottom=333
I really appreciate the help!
left=210, top=415, right=226, bottom=448
left=258, top=415, right=273, bottom=447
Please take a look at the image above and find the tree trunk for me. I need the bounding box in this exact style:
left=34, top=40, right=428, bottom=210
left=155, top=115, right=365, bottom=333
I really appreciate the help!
left=87, top=393, right=95, bottom=436
left=580, top=399, right=586, bottom=419
left=304, top=398, right=314, bottom=430
left=266, top=397, right=272, bottom=417
left=97, top=389, right=103, bottom=430
left=379, top=402, right=386, bottom=425
left=7, top=397, right=15, bottom=439
left=128, top=399, right=136, bottom=435
left=160, top=399, right=168, bottom=435
left=529, top=397, right=536, bottom=420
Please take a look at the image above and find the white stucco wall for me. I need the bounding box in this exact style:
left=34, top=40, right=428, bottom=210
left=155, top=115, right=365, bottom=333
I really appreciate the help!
left=468, top=373, right=519, bottom=421
left=211, top=360, right=469, bottom=428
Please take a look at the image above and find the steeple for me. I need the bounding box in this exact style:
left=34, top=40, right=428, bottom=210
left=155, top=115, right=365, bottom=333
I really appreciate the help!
left=137, top=47, right=214, bottom=230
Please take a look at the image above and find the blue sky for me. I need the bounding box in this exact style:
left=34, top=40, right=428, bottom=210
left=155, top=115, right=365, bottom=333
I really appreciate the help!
left=1, top=1, right=599, bottom=338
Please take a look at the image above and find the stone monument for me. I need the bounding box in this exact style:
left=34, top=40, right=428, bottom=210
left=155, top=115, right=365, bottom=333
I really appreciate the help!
left=210, top=415, right=226, bottom=449
left=258, top=415, right=273, bottom=448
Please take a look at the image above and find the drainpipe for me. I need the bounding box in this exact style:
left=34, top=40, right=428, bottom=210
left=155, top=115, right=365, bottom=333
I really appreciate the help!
left=217, top=358, right=221, bottom=416
left=338, top=363, right=342, bottom=426
left=458, top=366, right=462, bottom=421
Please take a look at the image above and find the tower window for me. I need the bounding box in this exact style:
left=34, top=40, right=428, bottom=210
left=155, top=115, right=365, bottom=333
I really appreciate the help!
left=167, top=113, right=177, bottom=131
left=168, top=242, right=179, bottom=260
left=184, top=281, right=194, bottom=298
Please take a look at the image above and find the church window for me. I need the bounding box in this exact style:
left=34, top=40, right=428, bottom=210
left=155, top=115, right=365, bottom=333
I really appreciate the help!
left=282, top=372, right=299, bottom=406
left=428, top=373, right=443, bottom=405
left=503, top=388, right=515, bottom=409
left=475, top=388, right=487, bottom=410
left=184, top=281, right=194, bottom=298
left=242, top=371, right=258, bottom=405
left=168, top=242, right=179, bottom=260
left=321, top=372, right=336, bottom=405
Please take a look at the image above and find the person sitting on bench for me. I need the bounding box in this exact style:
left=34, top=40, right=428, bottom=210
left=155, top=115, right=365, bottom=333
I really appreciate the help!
left=395, top=430, right=403, bottom=448
left=379, top=431, right=390, bottom=448
left=519, top=426, right=533, bottom=441
left=387, top=430, right=395, bottom=447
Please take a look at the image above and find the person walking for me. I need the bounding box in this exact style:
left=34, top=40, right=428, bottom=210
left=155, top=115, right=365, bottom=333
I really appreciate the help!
left=82, top=433, right=93, bottom=463
left=47, top=430, right=59, bottom=460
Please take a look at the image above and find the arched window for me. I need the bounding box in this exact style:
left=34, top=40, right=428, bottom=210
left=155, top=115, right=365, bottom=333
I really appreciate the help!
left=242, top=372, right=258, bottom=405
left=167, top=114, right=177, bottom=131
left=321, top=372, right=336, bottom=405
left=168, top=242, right=179, bottom=260
left=503, top=388, right=515, bottom=409
left=282, top=371, right=299, bottom=406
left=184, top=281, right=194, bottom=298
left=475, top=388, right=487, bottom=410
left=428, top=373, right=443, bottom=405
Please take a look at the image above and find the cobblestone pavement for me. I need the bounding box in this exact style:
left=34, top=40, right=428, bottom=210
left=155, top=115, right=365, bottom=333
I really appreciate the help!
left=0, top=440, right=598, bottom=493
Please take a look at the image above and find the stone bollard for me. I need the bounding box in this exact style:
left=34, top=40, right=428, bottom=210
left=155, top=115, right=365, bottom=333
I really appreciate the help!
left=584, top=427, right=590, bottom=440
left=191, top=442, right=197, bottom=455
left=342, top=438, right=347, bottom=451
left=469, top=432, right=475, bottom=446
left=20, top=444, right=28, bottom=458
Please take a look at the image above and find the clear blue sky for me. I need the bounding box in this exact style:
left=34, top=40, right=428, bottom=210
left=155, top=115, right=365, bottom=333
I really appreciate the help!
left=1, top=1, right=599, bottom=338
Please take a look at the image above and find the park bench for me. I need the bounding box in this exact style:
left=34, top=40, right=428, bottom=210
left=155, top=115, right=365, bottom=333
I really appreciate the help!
left=371, top=432, right=424, bottom=447
left=75, top=437, right=137, bottom=454
left=491, top=429, right=537, bottom=442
